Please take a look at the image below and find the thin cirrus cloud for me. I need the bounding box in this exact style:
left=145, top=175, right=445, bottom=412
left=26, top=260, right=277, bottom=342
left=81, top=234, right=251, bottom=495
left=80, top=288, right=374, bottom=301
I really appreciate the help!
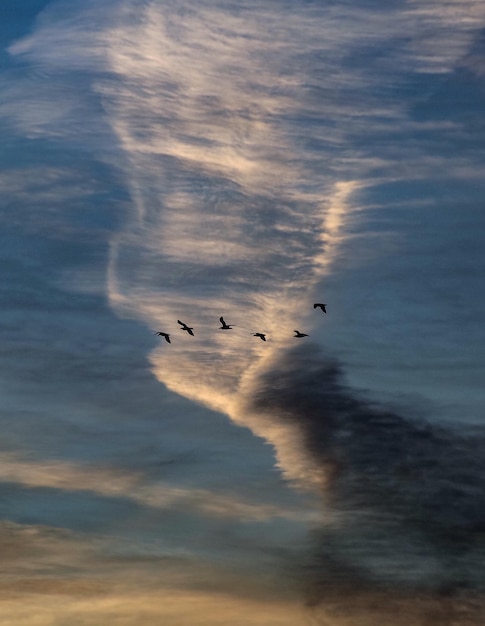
left=0, top=587, right=307, bottom=626
left=4, top=0, right=485, bottom=490
left=0, top=520, right=308, bottom=625
left=99, top=0, right=485, bottom=487
left=0, top=452, right=320, bottom=523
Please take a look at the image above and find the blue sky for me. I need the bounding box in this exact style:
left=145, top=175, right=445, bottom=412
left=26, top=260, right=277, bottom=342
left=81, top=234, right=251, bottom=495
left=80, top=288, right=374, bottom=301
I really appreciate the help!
left=1, top=1, right=485, bottom=624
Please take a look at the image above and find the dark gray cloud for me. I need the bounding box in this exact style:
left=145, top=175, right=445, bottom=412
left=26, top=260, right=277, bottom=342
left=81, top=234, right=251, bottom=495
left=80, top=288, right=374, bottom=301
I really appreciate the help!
left=248, top=343, right=485, bottom=606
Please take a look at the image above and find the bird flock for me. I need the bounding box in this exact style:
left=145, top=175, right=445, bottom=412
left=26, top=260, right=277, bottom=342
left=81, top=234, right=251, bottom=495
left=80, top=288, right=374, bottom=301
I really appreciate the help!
left=154, top=303, right=327, bottom=344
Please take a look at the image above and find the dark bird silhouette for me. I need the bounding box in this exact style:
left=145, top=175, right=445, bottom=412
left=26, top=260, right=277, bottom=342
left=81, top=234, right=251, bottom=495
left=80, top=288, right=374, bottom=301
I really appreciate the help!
left=219, top=316, right=233, bottom=330
left=177, top=320, right=194, bottom=336
left=252, top=333, right=266, bottom=341
left=314, top=303, right=327, bottom=313
left=154, top=331, right=171, bottom=343
left=294, top=330, right=308, bottom=338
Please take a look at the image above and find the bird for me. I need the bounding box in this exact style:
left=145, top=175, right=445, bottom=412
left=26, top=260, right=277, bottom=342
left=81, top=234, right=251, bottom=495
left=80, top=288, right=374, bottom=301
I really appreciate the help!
left=219, top=316, right=233, bottom=330
left=154, top=331, right=171, bottom=343
left=314, top=303, right=327, bottom=313
left=294, top=330, right=308, bottom=338
left=252, top=333, right=266, bottom=341
left=177, top=320, right=194, bottom=336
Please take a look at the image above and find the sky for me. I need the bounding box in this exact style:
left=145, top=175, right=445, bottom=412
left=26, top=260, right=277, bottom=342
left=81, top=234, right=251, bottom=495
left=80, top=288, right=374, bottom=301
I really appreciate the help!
left=0, top=0, right=485, bottom=624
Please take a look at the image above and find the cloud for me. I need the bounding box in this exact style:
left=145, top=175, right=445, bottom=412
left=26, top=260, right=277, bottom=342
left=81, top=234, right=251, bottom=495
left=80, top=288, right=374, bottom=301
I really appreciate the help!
left=0, top=452, right=318, bottom=603
left=243, top=343, right=485, bottom=598
left=3, top=0, right=484, bottom=492
left=7, top=0, right=483, bottom=547
left=94, top=0, right=485, bottom=436
left=0, top=520, right=308, bottom=625
left=0, top=452, right=318, bottom=524
left=0, top=587, right=307, bottom=626
left=462, top=28, right=485, bottom=77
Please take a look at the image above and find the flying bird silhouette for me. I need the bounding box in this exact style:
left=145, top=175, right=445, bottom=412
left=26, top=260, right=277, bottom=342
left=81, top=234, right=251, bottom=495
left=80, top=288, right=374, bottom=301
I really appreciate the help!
left=252, top=333, right=266, bottom=341
left=177, top=320, right=194, bottom=336
left=219, top=316, right=233, bottom=330
left=154, top=331, right=171, bottom=343
left=314, top=303, right=327, bottom=313
left=294, top=330, right=309, bottom=338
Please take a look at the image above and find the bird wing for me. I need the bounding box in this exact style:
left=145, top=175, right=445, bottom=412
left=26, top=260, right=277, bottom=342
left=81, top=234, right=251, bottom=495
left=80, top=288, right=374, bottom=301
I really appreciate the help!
left=177, top=320, right=184, bottom=326
left=165, top=335, right=171, bottom=343
left=188, top=328, right=194, bottom=336
left=219, top=316, right=225, bottom=324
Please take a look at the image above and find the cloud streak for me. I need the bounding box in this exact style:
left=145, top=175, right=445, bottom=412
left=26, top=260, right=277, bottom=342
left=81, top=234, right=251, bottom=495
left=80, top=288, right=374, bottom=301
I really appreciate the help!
left=0, top=520, right=308, bottom=625
left=0, top=452, right=319, bottom=523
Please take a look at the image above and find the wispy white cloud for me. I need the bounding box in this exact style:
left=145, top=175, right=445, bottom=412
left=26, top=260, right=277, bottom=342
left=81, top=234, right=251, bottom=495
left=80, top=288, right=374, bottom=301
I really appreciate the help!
left=4, top=0, right=484, bottom=492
